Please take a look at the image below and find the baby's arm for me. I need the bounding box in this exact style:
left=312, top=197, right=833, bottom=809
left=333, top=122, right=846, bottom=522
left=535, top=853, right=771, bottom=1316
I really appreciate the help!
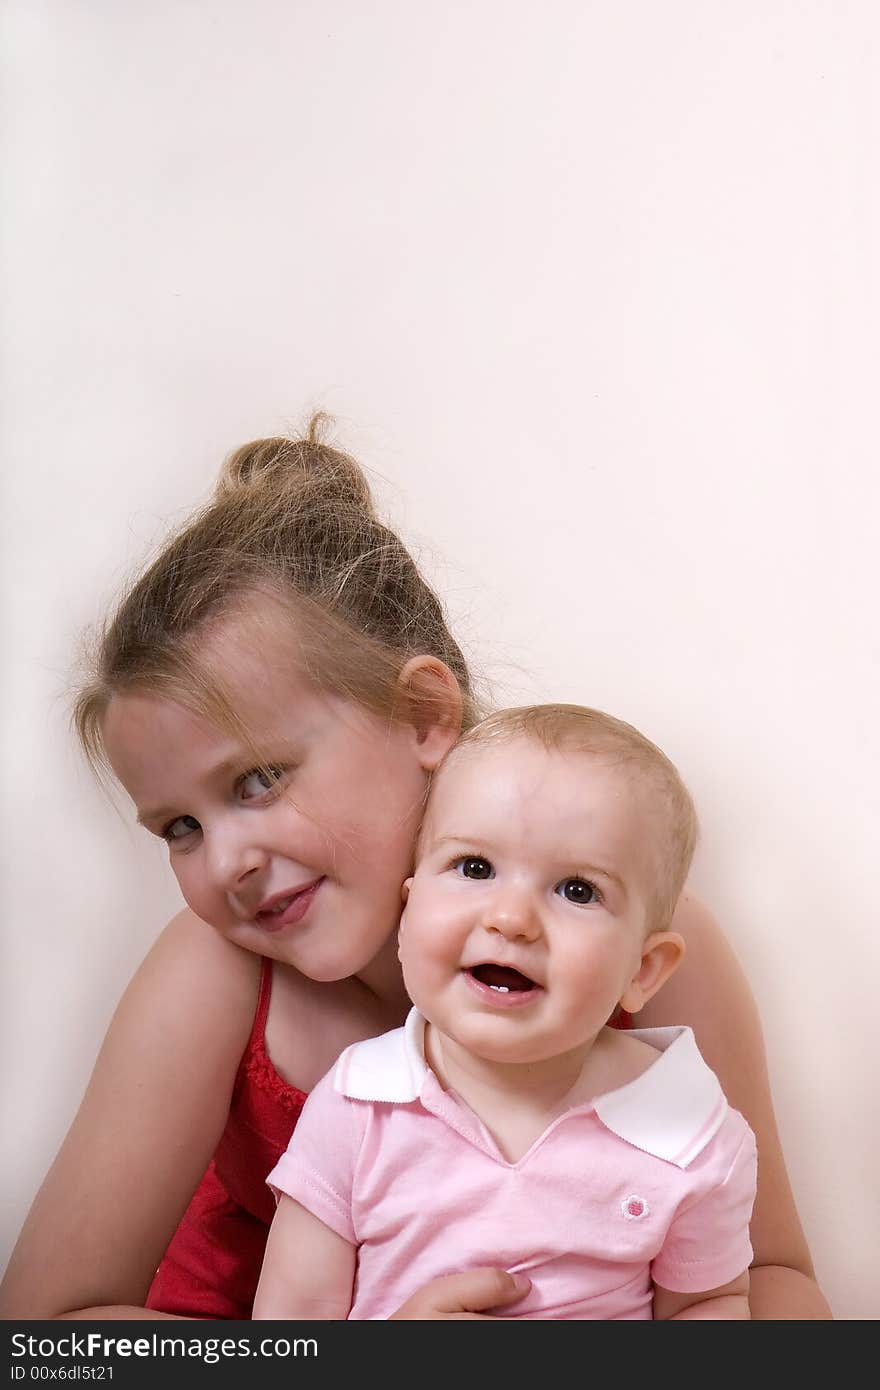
left=653, top=1271, right=750, bottom=1320
left=648, top=1067, right=757, bottom=1324
left=253, top=1197, right=355, bottom=1320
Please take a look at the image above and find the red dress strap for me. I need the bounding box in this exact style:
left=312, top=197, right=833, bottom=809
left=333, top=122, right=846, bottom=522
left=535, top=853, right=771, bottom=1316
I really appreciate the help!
left=252, top=955, right=273, bottom=1039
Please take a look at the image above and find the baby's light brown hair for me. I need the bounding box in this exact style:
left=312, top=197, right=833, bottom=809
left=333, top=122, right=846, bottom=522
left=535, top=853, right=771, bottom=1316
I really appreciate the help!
left=431, top=704, right=699, bottom=932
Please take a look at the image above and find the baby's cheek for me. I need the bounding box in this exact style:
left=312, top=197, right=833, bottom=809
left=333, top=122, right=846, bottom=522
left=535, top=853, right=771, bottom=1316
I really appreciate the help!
left=397, top=915, right=434, bottom=979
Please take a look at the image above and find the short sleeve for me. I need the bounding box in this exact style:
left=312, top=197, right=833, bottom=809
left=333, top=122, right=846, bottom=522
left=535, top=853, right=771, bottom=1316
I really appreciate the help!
left=266, top=1069, right=362, bottom=1246
left=651, top=1113, right=758, bottom=1294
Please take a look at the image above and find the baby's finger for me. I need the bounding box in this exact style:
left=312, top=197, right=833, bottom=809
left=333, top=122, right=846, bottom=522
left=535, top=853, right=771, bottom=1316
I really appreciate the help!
left=389, top=1268, right=531, bottom=1319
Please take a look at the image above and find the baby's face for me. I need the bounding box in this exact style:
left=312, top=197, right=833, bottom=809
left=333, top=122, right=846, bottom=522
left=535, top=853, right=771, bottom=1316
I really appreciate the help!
left=398, top=737, right=664, bottom=1066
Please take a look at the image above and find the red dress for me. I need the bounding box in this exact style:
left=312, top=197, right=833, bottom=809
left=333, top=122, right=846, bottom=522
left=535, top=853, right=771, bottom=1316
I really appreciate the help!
left=146, top=961, right=633, bottom=1319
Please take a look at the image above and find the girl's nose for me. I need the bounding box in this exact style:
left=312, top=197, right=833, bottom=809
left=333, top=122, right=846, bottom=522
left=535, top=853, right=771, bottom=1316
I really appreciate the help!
left=208, top=831, right=268, bottom=891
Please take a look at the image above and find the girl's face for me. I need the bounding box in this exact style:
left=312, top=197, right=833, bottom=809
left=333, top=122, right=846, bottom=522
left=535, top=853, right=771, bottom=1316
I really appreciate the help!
left=102, top=612, right=457, bottom=983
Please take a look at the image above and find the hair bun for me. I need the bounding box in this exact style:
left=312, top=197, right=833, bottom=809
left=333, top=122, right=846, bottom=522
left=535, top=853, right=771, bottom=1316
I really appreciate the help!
left=214, top=412, right=375, bottom=516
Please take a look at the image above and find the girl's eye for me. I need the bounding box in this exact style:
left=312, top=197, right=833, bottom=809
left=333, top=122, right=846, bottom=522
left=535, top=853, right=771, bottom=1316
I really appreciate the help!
left=163, top=815, right=201, bottom=843
left=239, top=767, right=285, bottom=801
left=557, top=877, right=599, bottom=906
left=454, top=856, right=494, bottom=880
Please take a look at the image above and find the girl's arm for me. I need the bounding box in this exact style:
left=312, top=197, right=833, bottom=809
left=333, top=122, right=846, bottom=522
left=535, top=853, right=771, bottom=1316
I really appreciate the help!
left=653, top=1271, right=750, bottom=1321
left=253, top=1198, right=355, bottom=1320
left=0, top=910, right=260, bottom=1320
left=638, top=891, right=832, bottom=1320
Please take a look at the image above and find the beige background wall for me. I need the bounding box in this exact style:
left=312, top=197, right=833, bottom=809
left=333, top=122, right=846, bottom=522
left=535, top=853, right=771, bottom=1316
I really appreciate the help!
left=2, top=1, right=878, bottom=1318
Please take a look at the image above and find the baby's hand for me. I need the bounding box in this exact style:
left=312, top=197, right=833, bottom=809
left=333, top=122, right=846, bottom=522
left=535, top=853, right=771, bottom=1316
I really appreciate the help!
left=389, top=1269, right=531, bottom=1320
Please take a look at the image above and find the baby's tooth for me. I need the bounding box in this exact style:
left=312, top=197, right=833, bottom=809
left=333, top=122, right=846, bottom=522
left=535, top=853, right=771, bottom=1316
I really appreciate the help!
left=489, top=984, right=510, bottom=993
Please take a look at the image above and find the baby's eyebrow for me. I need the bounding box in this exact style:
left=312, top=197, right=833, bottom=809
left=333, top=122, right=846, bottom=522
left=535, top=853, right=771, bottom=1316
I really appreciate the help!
left=573, top=863, right=627, bottom=894
left=423, top=834, right=491, bottom=856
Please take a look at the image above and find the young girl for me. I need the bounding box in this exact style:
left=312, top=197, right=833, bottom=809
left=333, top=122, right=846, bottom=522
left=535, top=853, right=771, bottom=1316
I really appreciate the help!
left=255, top=705, right=757, bottom=1320
left=0, top=422, right=831, bottom=1320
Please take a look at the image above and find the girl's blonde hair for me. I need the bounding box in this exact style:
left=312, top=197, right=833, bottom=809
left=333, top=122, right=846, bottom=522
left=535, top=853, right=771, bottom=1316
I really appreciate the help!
left=442, top=703, right=698, bottom=932
left=74, top=416, right=478, bottom=770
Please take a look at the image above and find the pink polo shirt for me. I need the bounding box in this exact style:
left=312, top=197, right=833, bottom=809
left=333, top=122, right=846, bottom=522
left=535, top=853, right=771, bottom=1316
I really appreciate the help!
left=267, top=1010, right=756, bottom=1320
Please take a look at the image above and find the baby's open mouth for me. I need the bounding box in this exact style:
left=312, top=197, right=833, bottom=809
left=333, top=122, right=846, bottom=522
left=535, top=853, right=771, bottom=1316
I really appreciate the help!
left=467, top=964, right=537, bottom=994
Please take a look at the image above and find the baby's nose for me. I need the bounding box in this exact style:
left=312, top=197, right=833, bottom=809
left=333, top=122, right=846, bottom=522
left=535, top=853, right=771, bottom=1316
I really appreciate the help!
left=483, top=889, right=542, bottom=941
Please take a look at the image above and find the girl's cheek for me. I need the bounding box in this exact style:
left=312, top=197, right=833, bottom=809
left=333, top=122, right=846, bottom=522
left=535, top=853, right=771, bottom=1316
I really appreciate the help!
left=172, top=863, right=204, bottom=911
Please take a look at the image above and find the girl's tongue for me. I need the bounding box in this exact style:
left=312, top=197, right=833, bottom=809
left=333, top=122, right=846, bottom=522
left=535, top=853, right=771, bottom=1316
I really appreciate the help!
left=469, top=964, right=535, bottom=992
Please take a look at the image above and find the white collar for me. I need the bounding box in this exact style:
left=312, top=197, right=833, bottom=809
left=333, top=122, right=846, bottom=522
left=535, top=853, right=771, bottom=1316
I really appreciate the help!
left=333, top=1009, right=727, bottom=1169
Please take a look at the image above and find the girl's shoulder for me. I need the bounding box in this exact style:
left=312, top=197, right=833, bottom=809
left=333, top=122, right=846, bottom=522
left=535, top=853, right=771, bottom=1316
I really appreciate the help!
left=154, top=903, right=255, bottom=957
left=144, top=905, right=262, bottom=992
left=641, top=889, right=758, bottom=1043
left=637, top=889, right=768, bottom=1124
left=667, top=886, right=725, bottom=944
left=120, top=908, right=262, bottom=1062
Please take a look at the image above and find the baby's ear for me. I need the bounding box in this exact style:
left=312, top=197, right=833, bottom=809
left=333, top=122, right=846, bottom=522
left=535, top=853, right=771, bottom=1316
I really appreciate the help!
left=619, top=932, right=685, bottom=1014
left=398, top=880, right=413, bottom=963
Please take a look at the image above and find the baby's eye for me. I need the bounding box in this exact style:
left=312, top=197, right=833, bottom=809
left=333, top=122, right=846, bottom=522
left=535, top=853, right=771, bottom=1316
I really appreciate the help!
left=163, top=815, right=201, bottom=843
left=239, top=767, right=285, bottom=801
left=453, top=856, right=494, bottom=880
left=556, top=877, right=599, bottom=906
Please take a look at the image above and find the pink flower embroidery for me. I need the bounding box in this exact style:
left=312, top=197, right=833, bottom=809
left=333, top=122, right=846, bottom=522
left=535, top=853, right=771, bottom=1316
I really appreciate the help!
left=621, top=1194, right=649, bottom=1220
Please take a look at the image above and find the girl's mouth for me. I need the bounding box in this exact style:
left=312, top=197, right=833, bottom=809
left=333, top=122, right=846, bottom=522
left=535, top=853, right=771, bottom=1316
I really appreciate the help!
left=254, top=878, right=324, bottom=933
left=464, top=963, right=542, bottom=1007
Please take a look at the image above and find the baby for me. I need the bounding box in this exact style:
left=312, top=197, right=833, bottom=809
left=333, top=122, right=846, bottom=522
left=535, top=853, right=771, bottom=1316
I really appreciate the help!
left=254, top=704, right=757, bottom=1319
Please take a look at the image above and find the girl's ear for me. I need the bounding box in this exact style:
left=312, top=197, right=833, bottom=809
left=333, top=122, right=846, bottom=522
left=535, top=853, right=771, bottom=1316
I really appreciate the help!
left=397, top=656, right=463, bottom=770
left=619, top=932, right=685, bottom=1014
